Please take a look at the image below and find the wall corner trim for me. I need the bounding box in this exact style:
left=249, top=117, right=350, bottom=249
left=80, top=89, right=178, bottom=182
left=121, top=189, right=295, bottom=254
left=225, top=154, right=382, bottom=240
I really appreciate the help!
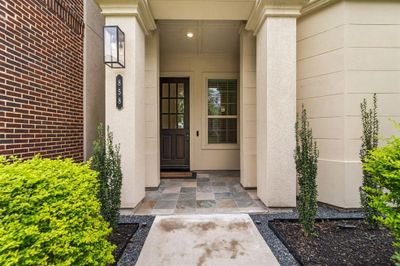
left=300, top=0, right=340, bottom=16
left=245, top=0, right=307, bottom=35
left=94, top=0, right=156, bottom=35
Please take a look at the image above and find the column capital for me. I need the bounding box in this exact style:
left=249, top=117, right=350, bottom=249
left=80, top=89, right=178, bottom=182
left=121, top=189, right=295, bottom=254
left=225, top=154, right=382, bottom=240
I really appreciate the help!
left=94, top=0, right=156, bottom=35
left=245, top=0, right=307, bottom=35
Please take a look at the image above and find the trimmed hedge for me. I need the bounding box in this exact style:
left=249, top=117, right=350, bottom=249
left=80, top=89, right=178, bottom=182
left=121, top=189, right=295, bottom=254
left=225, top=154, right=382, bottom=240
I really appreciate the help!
left=363, top=131, right=400, bottom=264
left=0, top=156, right=115, bottom=266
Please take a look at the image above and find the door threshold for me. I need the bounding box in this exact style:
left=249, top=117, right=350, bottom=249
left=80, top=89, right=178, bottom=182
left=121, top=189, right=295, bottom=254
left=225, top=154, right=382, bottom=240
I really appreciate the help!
left=160, top=171, right=197, bottom=179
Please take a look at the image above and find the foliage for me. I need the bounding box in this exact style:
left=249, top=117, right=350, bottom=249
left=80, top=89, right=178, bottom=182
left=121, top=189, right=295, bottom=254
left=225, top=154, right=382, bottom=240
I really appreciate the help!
left=363, top=125, right=400, bottom=264
left=92, top=124, right=123, bottom=229
left=295, top=105, right=319, bottom=236
left=0, top=156, right=115, bottom=266
left=360, top=93, right=380, bottom=228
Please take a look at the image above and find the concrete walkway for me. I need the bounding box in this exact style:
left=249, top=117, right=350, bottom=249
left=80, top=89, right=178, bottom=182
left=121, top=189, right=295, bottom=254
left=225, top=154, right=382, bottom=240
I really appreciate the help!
left=135, top=214, right=279, bottom=266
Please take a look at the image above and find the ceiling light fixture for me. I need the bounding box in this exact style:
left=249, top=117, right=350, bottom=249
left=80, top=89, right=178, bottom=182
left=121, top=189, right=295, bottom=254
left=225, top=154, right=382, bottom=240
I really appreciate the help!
left=186, top=32, right=194, bottom=38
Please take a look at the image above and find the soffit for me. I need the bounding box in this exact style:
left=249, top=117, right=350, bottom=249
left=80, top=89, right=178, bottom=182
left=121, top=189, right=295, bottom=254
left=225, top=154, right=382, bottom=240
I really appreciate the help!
left=148, top=0, right=256, bottom=20
left=158, top=20, right=241, bottom=55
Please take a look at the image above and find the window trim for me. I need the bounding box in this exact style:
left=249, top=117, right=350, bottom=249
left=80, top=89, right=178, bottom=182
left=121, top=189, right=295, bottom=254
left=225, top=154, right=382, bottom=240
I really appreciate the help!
left=202, top=73, right=240, bottom=150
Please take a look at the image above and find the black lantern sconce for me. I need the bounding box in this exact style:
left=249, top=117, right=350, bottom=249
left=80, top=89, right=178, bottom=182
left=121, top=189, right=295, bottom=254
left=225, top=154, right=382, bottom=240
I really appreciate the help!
left=104, top=26, right=125, bottom=68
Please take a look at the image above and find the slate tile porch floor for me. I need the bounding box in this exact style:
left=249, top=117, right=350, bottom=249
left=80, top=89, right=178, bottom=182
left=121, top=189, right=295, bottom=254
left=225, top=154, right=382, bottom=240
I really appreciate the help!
left=132, top=171, right=268, bottom=215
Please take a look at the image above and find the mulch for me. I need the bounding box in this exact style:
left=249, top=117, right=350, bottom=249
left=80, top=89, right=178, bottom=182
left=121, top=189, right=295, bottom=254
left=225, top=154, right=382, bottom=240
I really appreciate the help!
left=270, top=219, right=395, bottom=265
left=108, top=223, right=139, bottom=262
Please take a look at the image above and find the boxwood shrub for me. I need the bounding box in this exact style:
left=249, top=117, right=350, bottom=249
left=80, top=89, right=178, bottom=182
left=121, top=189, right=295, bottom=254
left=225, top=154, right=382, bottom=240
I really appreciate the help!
left=0, top=156, right=115, bottom=266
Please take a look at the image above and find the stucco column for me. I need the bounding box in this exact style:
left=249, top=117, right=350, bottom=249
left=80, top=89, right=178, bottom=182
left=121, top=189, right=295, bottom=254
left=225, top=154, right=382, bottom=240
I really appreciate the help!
left=96, top=0, right=157, bottom=208
left=145, top=31, right=160, bottom=188
left=239, top=29, right=257, bottom=188
left=246, top=1, right=305, bottom=207
left=257, top=17, right=297, bottom=207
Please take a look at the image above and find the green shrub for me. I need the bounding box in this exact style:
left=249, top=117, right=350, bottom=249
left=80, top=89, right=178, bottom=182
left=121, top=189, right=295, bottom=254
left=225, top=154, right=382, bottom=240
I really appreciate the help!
left=0, top=156, right=115, bottom=266
left=92, top=124, right=123, bottom=229
left=360, top=93, right=380, bottom=228
left=295, top=105, right=319, bottom=236
left=363, top=125, right=400, bottom=264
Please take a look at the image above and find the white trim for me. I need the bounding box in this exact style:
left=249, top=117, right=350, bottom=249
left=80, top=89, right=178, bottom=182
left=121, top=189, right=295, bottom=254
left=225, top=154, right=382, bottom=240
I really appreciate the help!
left=300, top=0, right=340, bottom=16
left=160, top=71, right=195, bottom=169
left=202, top=73, right=240, bottom=151
left=245, top=0, right=306, bottom=35
left=94, top=0, right=156, bottom=35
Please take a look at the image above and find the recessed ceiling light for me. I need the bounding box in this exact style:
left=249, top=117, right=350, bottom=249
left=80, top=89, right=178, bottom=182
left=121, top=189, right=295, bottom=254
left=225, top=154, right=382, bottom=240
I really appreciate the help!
left=186, top=32, right=194, bottom=38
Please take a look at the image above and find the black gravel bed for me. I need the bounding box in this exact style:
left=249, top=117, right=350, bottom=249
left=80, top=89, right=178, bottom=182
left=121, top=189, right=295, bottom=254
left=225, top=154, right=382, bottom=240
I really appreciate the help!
left=109, top=223, right=139, bottom=262
left=271, top=219, right=394, bottom=266
left=251, top=214, right=299, bottom=266
left=117, top=215, right=155, bottom=266
left=251, top=204, right=364, bottom=266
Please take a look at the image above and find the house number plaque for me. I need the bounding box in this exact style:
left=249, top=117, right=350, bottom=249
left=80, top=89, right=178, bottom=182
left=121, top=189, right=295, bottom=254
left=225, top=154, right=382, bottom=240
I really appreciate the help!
left=116, top=74, right=123, bottom=109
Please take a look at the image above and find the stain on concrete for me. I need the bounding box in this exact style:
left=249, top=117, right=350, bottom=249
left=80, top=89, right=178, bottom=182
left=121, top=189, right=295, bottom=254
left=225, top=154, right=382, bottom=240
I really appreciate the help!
left=196, top=244, right=213, bottom=266
left=158, top=219, right=186, bottom=232
left=194, top=239, right=246, bottom=266
left=193, top=222, right=217, bottom=232
left=228, top=240, right=245, bottom=259
left=228, top=221, right=250, bottom=231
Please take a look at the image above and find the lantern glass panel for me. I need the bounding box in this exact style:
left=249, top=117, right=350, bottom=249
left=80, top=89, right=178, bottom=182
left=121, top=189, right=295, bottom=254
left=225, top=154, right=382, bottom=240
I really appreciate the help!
left=104, top=27, right=117, bottom=63
left=118, top=27, right=125, bottom=67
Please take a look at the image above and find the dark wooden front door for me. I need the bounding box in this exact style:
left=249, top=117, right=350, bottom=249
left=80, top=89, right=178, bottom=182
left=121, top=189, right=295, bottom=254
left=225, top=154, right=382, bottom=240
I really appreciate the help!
left=160, top=78, right=190, bottom=170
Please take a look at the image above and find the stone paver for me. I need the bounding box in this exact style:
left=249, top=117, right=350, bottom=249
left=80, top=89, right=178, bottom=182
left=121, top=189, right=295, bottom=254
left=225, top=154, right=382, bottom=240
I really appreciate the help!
left=133, top=171, right=267, bottom=215
left=135, top=214, right=280, bottom=266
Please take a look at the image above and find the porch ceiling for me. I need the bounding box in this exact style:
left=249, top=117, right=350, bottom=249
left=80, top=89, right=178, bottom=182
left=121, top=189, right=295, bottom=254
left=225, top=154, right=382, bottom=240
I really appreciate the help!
left=148, top=0, right=256, bottom=21
left=159, top=20, right=241, bottom=55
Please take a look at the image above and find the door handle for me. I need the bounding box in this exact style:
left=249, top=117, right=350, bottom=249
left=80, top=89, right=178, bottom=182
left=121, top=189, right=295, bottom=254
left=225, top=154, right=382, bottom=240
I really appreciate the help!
left=186, top=132, right=190, bottom=142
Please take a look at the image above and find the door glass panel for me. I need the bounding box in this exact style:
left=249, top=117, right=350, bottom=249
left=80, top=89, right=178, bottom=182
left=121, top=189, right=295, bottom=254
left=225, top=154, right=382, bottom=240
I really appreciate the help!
left=178, top=83, right=184, bottom=97
left=170, top=83, right=176, bottom=97
left=162, top=83, right=169, bottom=98
left=162, top=115, right=169, bottom=129
left=169, top=115, right=177, bottom=129
left=177, top=99, right=184, bottom=113
left=169, top=99, right=176, bottom=113
left=162, top=99, right=168, bottom=114
left=177, top=114, right=184, bottom=129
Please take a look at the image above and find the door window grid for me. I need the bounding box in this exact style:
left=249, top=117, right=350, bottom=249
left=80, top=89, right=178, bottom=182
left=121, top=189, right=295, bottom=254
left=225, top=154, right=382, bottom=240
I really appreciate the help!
left=161, top=82, right=185, bottom=129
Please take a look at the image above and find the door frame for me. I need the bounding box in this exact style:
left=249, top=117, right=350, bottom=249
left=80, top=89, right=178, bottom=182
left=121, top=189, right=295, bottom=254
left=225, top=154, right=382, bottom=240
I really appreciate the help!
left=160, top=72, right=195, bottom=170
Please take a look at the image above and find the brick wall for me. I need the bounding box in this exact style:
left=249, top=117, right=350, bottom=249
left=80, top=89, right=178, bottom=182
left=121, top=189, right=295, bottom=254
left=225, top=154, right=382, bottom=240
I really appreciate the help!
left=0, top=0, right=84, bottom=161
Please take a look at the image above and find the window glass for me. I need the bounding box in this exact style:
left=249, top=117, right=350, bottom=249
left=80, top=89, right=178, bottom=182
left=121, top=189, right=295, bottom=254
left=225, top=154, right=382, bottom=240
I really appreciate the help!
left=207, top=79, right=238, bottom=144
left=170, top=83, right=176, bottom=98
left=177, top=83, right=184, bottom=97
left=162, top=83, right=169, bottom=98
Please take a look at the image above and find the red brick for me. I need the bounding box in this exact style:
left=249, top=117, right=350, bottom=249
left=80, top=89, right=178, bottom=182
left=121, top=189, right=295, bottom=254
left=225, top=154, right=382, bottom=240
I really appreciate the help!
left=0, top=0, right=84, bottom=161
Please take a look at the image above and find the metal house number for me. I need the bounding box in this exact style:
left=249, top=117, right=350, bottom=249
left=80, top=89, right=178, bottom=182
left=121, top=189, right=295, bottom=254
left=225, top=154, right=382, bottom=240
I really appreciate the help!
left=116, top=75, right=123, bottom=109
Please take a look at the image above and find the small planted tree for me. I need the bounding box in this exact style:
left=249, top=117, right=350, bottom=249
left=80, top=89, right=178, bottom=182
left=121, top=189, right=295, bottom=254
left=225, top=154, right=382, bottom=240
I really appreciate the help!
left=92, top=124, right=123, bottom=229
left=295, top=105, right=319, bottom=236
left=359, top=93, right=379, bottom=228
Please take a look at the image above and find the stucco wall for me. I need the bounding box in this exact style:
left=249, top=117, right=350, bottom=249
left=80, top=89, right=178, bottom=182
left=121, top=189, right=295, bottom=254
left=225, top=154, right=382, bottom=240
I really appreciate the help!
left=160, top=53, right=240, bottom=170
left=84, top=0, right=105, bottom=160
left=297, top=0, right=400, bottom=208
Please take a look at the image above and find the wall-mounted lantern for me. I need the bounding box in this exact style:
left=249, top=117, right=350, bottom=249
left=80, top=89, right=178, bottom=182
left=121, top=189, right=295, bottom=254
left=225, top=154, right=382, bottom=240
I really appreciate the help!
left=104, top=26, right=125, bottom=68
